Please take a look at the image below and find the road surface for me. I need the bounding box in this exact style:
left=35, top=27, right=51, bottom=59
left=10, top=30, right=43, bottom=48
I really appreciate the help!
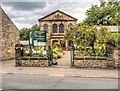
left=2, top=74, right=118, bottom=90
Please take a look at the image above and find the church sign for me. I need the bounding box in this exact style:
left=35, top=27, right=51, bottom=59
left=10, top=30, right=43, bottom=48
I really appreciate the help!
left=30, top=30, right=46, bottom=46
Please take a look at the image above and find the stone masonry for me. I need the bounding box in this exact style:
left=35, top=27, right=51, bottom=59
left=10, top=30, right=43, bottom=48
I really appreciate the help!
left=16, top=57, right=48, bottom=67
left=39, top=10, right=77, bottom=50
left=114, top=46, right=120, bottom=68
left=0, top=6, right=2, bottom=61
left=0, top=6, right=20, bottom=60
left=74, top=57, right=107, bottom=68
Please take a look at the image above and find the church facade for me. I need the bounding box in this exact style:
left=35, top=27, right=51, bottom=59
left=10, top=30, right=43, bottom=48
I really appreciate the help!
left=38, top=10, right=77, bottom=50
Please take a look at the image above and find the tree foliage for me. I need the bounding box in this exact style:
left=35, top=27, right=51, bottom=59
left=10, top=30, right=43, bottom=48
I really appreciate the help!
left=20, top=28, right=31, bottom=40
left=64, top=25, right=112, bottom=56
left=20, top=24, right=40, bottom=40
left=79, top=0, right=120, bottom=25
left=31, top=24, right=40, bottom=31
left=64, top=25, right=109, bottom=47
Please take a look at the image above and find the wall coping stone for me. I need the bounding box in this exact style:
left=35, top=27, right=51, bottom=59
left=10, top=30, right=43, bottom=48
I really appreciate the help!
left=20, top=57, right=48, bottom=60
left=74, top=56, right=107, bottom=60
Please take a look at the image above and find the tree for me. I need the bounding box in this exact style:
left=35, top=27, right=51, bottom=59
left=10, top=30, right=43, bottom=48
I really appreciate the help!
left=79, top=0, right=120, bottom=25
left=64, top=25, right=110, bottom=56
left=31, top=24, right=40, bottom=31
left=20, top=28, right=31, bottom=40
left=64, top=25, right=109, bottom=46
left=20, top=24, right=40, bottom=40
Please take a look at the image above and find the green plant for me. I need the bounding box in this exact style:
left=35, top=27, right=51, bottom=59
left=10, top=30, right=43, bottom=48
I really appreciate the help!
left=52, top=42, right=64, bottom=60
left=64, top=25, right=110, bottom=57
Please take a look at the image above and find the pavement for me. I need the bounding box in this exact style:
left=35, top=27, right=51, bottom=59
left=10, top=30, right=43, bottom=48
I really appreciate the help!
left=0, top=51, right=119, bottom=79
left=1, top=59, right=119, bottom=79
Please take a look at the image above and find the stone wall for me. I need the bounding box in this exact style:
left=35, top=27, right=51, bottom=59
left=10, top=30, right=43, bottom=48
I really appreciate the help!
left=74, top=46, right=120, bottom=68
left=16, top=57, right=48, bottom=67
left=1, top=7, right=20, bottom=60
left=106, top=43, right=120, bottom=68
left=74, top=57, right=107, bottom=68
left=0, top=6, right=3, bottom=61
left=114, top=47, right=120, bottom=68
left=118, top=46, right=120, bottom=67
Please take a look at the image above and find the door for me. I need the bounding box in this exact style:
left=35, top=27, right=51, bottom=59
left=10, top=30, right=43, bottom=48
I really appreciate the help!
left=52, top=40, right=58, bottom=46
left=60, top=40, right=66, bottom=50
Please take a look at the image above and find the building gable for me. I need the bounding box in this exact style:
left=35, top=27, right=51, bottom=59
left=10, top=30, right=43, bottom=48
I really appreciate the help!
left=38, top=10, right=77, bottom=22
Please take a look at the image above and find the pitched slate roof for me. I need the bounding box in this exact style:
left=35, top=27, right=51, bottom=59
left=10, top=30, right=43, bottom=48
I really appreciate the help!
left=38, top=10, right=78, bottom=22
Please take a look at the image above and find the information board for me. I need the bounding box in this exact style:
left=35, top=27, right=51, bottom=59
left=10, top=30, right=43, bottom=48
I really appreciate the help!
left=30, top=30, right=46, bottom=46
left=34, top=31, right=46, bottom=42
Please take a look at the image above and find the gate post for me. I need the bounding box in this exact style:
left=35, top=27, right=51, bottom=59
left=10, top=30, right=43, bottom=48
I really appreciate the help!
left=70, top=45, right=75, bottom=66
left=48, top=45, right=52, bottom=66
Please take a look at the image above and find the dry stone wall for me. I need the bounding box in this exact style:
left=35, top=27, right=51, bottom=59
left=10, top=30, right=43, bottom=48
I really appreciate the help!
left=114, top=47, right=120, bottom=68
left=1, top=7, right=20, bottom=60
left=0, top=7, right=3, bottom=61
left=119, top=47, right=120, bottom=68
left=16, top=57, right=48, bottom=67
left=74, top=57, right=107, bottom=68
left=74, top=46, right=120, bottom=68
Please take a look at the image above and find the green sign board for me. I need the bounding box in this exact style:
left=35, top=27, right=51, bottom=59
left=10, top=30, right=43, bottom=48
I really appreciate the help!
left=34, top=31, right=46, bottom=42
left=30, top=30, right=46, bottom=46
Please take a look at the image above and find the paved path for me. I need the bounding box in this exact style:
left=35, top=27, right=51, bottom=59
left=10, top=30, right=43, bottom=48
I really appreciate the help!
left=56, top=51, right=71, bottom=67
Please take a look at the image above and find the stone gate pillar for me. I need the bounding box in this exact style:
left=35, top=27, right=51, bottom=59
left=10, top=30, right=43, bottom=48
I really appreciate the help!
left=106, top=41, right=115, bottom=68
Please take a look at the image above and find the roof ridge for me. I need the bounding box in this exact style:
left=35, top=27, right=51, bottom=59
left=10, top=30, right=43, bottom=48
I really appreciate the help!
left=38, top=10, right=77, bottom=21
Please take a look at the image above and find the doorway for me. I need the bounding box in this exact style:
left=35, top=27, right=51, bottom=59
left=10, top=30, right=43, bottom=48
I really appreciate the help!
left=52, top=40, right=58, bottom=46
left=60, top=40, right=66, bottom=50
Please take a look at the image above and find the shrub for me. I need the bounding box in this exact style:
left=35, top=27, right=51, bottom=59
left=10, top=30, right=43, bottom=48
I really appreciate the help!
left=52, top=42, right=64, bottom=60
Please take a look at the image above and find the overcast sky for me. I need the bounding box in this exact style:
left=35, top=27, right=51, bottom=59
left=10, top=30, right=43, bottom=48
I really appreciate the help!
left=1, top=1, right=100, bottom=29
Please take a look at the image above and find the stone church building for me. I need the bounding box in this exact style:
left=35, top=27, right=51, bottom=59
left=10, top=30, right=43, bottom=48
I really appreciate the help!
left=38, top=10, right=77, bottom=50
left=0, top=6, right=20, bottom=60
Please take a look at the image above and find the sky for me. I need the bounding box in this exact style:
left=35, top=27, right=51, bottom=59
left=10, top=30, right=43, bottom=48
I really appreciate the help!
left=1, top=0, right=100, bottom=29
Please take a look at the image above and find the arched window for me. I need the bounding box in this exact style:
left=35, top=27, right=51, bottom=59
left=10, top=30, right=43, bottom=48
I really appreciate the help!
left=43, top=24, right=48, bottom=32
left=68, top=23, right=73, bottom=29
left=59, top=23, right=64, bottom=33
left=52, top=24, right=58, bottom=33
